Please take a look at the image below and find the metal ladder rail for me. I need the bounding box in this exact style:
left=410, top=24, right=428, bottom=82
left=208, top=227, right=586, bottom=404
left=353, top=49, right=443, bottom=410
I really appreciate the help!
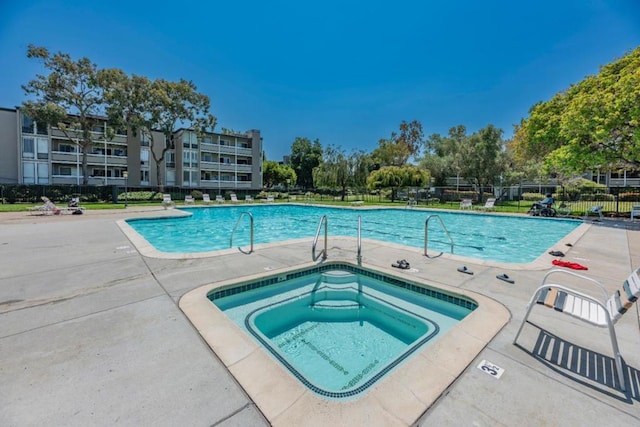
left=229, top=212, right=254, bottom=254
left=312, top=215, right=328, bottom=261
left=424, top=214, right=454, bottom=258
left=357, top=215, right=362, bottom=266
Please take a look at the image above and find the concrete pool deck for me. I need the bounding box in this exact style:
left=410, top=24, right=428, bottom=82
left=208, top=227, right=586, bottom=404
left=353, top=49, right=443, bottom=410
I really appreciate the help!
left=1, top=206, right=639, bottom=426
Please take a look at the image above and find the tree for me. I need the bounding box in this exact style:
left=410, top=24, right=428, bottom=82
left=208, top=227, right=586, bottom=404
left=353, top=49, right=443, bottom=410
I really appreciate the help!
left=514, top=47, right=640, bottom=174
left=104, top=72, right=216, bottom=191
left=421, top=125, right=468, bottom=188
left=459, top=125, right=507, bottom=201
left=290, top=137, right=323, bottom=189
left=372, top=120, right=425, bottom=167
left=262, top=160, right=296, bottom=188
left=22, top=45, right=114, bottom=185
left=366, top=165, right=430, bottom=202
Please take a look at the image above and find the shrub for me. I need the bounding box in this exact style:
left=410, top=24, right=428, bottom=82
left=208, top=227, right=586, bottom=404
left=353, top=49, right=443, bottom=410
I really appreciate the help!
left=442, top=190, right=478, bottom=201
left=521, top=192, right=545, bottom=201
left=619, top=192, right=640, bottom=202
left=563, top=177, right=606, bottom=200
left=190, top=190, right=203, bottom=200
left=587, top=193, right=615, bottom=202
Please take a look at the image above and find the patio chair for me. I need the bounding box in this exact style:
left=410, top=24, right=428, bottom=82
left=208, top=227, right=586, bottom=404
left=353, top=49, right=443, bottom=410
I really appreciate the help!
left=162, top=194, right=175, bottom=209
left=245, top=195, right=254, bottom=203
left=215, top=195, right=224, bottom=204
left=28, top=196, right=59, bottom=215
left=513, top=267, right=640, bottom=391
left=202, top=194, right=212, bottom=204
left=460, top=199, right=472, bottom=210
left=262, top=195, right=275, bottom=203
left=584, top=205, right=604, bottom=220
left=184, top=195, right=195, bottom=205
left=230, top=193, right=239, bottom=203
left=476, top=197, right=496, bottom=211
left=29, top=196, right=84, bottom=215
left=631, top=204, right=640, bottom=221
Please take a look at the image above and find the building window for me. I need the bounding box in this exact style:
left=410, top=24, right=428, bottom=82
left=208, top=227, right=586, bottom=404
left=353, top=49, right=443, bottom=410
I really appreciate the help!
left=166, top=169, right=176, bottom=186
left=141, top=148, right=150, bottom=165
left=140, top=133, right=150, bottom=147
left=23, top=161, right=49, bottom=184
left=22, top=114, right=35, bottom=134
left=59, top=167, right=72, bottom=176
left=140, top=170, right=149, bottom=184
left=166, top=152, right=175, bottom=168
left=58, top=143, right=76, bottom=153
left=23, top=138, right=35, bottom=158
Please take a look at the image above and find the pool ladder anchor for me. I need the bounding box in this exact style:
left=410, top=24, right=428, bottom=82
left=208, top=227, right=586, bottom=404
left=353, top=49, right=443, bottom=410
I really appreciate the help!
left=424, top=214, right=454, bottom=258
left=229, top=211, right=254, bottom=254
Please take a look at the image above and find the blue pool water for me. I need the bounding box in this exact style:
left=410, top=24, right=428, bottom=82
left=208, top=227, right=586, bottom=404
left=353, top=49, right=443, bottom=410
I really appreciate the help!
left=209, top=262, right=476, bottom=398
left=126, top=205, right=580, bottom=263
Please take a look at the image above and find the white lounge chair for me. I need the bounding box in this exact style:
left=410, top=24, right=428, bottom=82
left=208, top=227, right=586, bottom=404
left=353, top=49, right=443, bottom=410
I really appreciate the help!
left=631, top=204, right=640, bottom=221
left=215, top=195, right=224, bottom=204
left=476, top=197, right=496, bottom=211
left=584, top=205, right=604, bottom=220
left=230, top=193, right=239, bottom=203
left=262, top=195, right=275, bottom=203
left=460, top=199, right=472, bottom=210
left=184, top=195, right=195, bottom=205
left=162, top=194, right=175, bottom=209
left=245, top=195, right=254, bottom=203
left=514, top=267, right=640, bottom=391
left=202, top=194, right=212, bottom=204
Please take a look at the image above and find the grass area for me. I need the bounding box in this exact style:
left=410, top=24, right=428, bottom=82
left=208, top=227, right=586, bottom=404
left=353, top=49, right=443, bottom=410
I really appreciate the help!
left=1, top=197, right=635, bottom=216
left=0, top=202, right=127, bottom=212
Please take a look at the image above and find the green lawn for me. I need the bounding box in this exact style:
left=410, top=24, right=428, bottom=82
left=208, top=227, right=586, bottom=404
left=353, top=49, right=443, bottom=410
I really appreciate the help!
left=1, top=198, right=635, bottom=216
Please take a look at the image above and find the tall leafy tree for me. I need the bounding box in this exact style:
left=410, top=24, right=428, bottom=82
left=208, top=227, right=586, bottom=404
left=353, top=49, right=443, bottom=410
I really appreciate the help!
left=459, top=125, right=507, bottom=201
left=366, top=165, right=430, bottom=201
left=262, top=160, right=296, bottom=188
left=22, top=45, right=114, bottom=184
left=290, top=137, right=323, bottom=189
left=313, top=145, right=350, bottom=200
left=514, top=46, right=640, bottom=174
left=421, top=125, right=468, bottom=188
left=372, top=120, right=425, bottom=167
left=103, top=72, right=216, bottom=191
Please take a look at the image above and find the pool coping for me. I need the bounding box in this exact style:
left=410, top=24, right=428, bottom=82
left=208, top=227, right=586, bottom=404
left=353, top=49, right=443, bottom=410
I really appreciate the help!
left=179, top=260, right=511, bottom=426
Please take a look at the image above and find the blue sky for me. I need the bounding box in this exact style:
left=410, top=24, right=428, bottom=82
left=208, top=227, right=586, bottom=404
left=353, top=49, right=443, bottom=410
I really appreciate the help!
left=1, top=1, right=639, bottom=161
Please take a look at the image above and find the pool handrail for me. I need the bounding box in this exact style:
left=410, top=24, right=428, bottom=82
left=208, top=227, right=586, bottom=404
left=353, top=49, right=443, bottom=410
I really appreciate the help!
left=312, top=215, right=328, bottom=261
left=424, top=214, right=454, bottom=258
left=357, top=215, right=362, bottom=266
left=230, top=211, right=254, bottom=254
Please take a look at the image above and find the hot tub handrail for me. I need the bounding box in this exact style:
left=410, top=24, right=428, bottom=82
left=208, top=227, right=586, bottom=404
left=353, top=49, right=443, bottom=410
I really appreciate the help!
left=230, top=211, right=254, bottom=254
left=424, top=214, right=454, bottom=258
left=312, top=215, right=328, bottom=261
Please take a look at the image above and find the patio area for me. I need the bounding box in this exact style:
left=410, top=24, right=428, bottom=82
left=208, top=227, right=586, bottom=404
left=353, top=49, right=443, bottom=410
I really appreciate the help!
left=1, top=206, right=639, bottom=426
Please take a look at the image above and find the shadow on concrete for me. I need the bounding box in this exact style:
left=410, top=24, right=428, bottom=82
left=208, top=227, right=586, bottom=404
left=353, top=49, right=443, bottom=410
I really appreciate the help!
left=515, top=323, right=640, bottom=403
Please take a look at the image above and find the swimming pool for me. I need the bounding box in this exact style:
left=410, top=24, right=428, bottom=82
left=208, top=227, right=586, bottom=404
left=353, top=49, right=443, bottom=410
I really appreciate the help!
left=125, top=205, right=581, bottom=263
left=180, top=261, right=509, bottom=424
left=211, top=264, right=476, bottom=398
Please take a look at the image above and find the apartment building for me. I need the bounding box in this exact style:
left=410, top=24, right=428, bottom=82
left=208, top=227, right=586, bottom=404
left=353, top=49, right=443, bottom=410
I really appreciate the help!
left=0, top=107, right=263, bottom=191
